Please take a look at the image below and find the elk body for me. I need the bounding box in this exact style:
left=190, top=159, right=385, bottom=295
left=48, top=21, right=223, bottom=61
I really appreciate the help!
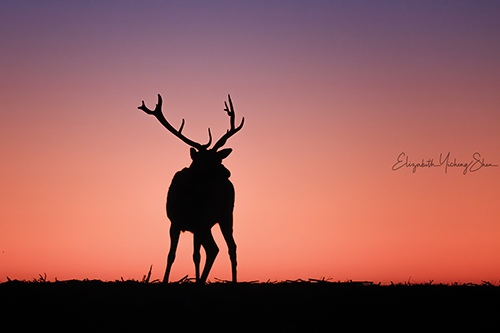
left=138, top=94, right=244, bottom=283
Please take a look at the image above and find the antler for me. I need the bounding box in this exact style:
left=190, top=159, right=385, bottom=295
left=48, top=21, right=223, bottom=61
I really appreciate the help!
left=138, top=94, right=212, bottom=150
left=212, top=94, right=245, bottom=151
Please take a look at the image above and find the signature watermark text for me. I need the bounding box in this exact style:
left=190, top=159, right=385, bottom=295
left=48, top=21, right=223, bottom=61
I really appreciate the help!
left=392, top=152, right=498, bottom=175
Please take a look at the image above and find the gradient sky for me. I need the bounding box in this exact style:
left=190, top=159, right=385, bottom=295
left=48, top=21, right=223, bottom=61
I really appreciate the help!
left=1, top=1, right=500, bottom=284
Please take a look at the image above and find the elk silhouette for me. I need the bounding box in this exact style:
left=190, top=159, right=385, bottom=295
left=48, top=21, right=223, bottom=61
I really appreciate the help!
left=138, top=94, right=244, bottom=283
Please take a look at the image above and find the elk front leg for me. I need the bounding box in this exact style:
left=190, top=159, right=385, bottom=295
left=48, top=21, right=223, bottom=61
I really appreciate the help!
left=163, top=225, right=180, bottom=283
left=193, top=233, right=201, bottom=281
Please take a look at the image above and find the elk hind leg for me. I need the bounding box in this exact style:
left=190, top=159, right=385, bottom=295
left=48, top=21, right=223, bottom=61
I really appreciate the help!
left=199, top=231, right=219, bottom=284
left=220, top=222, right=237, bottom=283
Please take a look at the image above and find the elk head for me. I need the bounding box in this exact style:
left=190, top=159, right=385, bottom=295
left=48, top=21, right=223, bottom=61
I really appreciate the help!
left=138, top=94, right=244, bottom=176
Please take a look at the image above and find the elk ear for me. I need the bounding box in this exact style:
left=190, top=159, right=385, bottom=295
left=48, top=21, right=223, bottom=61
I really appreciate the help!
left=190, top=147, right=198, bottom=160
left=217, top=148, right=232, bottom=160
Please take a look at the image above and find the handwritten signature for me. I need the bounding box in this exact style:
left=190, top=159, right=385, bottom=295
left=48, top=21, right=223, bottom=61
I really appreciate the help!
left=392, top=152, right=498, bottom=175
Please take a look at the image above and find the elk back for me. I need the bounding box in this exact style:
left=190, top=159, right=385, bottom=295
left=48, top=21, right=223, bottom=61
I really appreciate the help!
left=166, top=168, right=235, bottom=232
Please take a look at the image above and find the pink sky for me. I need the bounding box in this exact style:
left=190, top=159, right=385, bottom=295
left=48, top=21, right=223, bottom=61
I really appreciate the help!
left=1, top=1, right=500, bottom=284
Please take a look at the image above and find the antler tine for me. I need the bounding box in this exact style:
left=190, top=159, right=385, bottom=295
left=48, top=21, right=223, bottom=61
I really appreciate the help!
left=138, top=94, right=211, bottom=150
left=213, top=94, right=245, bottom=151
left=138, top=93, right=163, bottom=115
left=178, top=119, right=212, bottom=149
left=203, top=128, right=212, bottom=148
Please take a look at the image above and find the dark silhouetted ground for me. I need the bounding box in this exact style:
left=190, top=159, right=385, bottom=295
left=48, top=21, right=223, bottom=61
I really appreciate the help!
left=1, top=279, right=498, bottom=330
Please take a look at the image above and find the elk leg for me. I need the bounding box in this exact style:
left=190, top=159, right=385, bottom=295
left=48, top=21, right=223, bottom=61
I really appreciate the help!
left=220, top=222, right=237, bottom=283
left=163, top=225, right=180, bottom=283
left=199, top=231, right=219, bottom=284
left=193, top=233, right=201, bottom=281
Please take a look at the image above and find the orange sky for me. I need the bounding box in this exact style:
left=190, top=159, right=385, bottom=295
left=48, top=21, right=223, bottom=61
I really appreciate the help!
left=1, top=1, right=500, bottom=284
